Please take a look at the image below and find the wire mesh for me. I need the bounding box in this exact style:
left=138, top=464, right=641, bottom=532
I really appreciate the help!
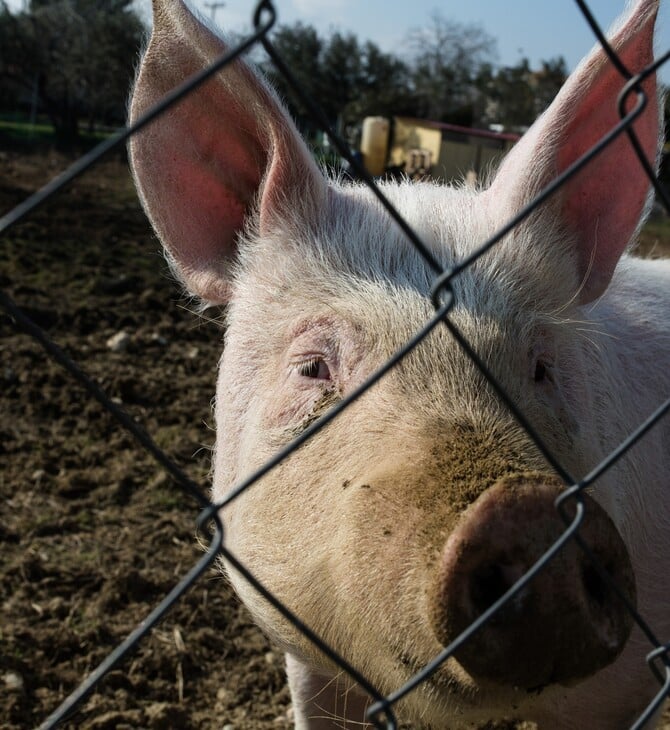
left=1, top=1, right=669, bottom=728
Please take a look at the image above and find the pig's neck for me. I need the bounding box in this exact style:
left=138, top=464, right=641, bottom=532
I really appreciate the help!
left=586, top=253, right=670, bottom=635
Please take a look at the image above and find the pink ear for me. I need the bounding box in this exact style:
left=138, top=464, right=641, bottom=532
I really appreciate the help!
left=487, top=0, right=659, bottom=303
left=129, top=0, right=327, bottom=303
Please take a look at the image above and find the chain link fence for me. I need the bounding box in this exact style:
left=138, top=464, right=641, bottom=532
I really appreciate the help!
left=2, top=0, right=670, bottom=728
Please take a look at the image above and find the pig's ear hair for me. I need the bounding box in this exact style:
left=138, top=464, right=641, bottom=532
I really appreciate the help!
left=128, top=0, right=327, bottom=304
left=486, top=0, right=659, bottom=304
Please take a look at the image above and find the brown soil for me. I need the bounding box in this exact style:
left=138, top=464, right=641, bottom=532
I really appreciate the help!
left=1, top=147, right=668, bottom=730
left=1, top=148, right=290, bottom=730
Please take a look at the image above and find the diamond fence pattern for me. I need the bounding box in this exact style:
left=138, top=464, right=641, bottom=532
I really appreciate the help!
left=1, top=1, right=669, bottom=728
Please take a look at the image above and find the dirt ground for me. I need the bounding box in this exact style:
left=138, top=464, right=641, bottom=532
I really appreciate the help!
left=1, top=146, right=669, bottom=730
left=0, top=148, right=291, bottom=730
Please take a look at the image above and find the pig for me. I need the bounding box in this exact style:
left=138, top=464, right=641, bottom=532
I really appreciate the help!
left=128, top=0, right=670, bottom=727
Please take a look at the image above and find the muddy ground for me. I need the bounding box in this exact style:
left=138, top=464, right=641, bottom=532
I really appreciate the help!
left=1, top=146, right=669, bottom=730
left=1, top=147, right=291, bottom=730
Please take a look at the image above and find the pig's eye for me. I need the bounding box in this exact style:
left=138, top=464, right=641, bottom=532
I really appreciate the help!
left=297, top=357, right=331, bottom=380
left=533, top=357, right=553, bottom=384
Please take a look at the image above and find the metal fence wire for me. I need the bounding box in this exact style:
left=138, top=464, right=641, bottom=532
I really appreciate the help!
left=2, top=0, right=670, bottom=727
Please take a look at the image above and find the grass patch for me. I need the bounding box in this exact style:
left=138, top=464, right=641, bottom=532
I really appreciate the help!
left=0, top=119, right=118, bottom=151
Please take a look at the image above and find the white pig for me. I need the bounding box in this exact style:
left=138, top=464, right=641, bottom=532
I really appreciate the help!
left=129, top=0, right=670, bottom=727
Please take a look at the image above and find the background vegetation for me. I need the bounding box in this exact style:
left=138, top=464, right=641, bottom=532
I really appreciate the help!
left=0, top=0, right=570, bottom=150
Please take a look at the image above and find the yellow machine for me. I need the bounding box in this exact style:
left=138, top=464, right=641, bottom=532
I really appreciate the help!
left=360, top=116, right=519, bottom=183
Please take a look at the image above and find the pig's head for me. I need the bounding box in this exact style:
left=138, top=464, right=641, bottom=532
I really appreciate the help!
left=129, top=0, right=658, bottom=725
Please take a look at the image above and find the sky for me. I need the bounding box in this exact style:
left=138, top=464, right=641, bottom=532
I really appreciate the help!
left=151, top=0, right=670, bottom=82
left=5, top=0, right=670, bottom=81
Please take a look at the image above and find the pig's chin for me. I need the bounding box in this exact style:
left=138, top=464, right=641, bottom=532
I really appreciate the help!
left=229, top=558, right=559, bottom=728
left=381, top=651, right=537, bottom=729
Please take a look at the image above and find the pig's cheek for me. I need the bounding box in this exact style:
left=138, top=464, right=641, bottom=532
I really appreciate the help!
left=527, top=344, right=581, bottom=454
left=262, top=379, right=341, bottom=436
left=536, top=373, right=580, bottom=444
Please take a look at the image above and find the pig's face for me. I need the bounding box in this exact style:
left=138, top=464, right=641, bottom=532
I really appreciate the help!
left=129, top=0, right=658, bottom=725
left=212, top=182, right=633, bottom=722
left=212, top=182, right=588, bottom=489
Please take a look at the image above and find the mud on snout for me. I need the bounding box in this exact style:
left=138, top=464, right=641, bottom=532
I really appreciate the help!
left=429, top=474, right=636, bottom=690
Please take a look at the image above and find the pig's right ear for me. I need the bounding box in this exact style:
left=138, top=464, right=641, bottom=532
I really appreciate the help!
left=129, top=0, right=327, bottom=304
left=485, top=0, right=659, bottom=304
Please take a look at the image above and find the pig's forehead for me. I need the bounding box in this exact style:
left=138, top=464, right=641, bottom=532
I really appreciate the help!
left=231, top=178, right=579, bottom=329
left=329, top=181, right=491, bottom=263
left=246, top=180, right=496, bottom=295
left=232, top=240, right=534, bottom=362
left=322, top=182, right=581, bottom=315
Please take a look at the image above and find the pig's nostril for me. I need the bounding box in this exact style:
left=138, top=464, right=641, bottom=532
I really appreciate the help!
left=469, top=563, right=515, bottom=617
left=582, top=564, right=609, bottom=608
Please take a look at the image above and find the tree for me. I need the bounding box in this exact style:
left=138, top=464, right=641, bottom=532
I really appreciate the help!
left=262, top=23, right=414, bottom=141
left=262, top=21, right=324, bottom=130
left=483, top=57, right=535, bottom=129
left=345, top=41, right=416, bottom=121
left=477, top=56, right=567, bottom=131
left=531, top=57, right=568, bottom=117
left=0, top=0, right=145, bottom=148
left=405, top=11, right=498, bottom=125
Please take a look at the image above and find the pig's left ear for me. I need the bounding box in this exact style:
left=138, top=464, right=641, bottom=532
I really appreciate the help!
left=129, top=0, right=327, bottom=304
left=486, top=0, right=660, bottom=304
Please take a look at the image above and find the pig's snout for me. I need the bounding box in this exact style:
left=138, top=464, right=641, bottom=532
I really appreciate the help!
left=430, top=475, right=635, bottom=689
